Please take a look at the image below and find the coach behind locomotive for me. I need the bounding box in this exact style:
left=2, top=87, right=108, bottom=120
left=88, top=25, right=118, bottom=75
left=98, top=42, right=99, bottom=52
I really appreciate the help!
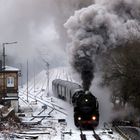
left=52, top=79, right=99, bottom=128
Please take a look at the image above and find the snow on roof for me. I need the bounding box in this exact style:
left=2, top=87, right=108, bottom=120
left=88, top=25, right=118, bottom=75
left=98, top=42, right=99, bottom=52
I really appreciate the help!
left=3, top=66, right=19, bottom=71
left=3, top=97, right=18, bottom=100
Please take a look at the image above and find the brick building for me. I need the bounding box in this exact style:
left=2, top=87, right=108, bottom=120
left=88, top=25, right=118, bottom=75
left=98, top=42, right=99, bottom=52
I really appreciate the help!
left=0, top=66, right=19, bottom=112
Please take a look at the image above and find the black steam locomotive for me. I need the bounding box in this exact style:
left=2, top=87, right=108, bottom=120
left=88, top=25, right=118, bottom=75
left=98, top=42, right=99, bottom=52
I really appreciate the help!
left=52, top=79, right=99, bottom=128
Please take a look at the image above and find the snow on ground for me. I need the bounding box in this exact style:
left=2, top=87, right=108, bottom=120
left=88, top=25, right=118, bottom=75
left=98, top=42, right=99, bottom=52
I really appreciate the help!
left=18, top=66, right=124, bottom=140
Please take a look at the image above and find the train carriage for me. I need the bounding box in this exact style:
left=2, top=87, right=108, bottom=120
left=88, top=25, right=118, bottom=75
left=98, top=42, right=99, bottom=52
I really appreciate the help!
left=52, top=79, right=81, bottom=103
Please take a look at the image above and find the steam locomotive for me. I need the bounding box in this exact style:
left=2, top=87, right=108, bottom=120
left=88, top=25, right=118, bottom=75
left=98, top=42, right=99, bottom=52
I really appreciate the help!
left=52, top=79, right=99, bottom=128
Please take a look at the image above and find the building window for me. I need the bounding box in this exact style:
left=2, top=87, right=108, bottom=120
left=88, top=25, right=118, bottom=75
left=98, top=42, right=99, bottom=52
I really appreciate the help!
left=7, top=77, right=14, bottom=87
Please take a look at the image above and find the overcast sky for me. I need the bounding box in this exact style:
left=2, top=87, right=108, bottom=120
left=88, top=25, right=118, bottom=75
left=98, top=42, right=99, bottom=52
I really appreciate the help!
left=0, top=0, right=94, bottom=71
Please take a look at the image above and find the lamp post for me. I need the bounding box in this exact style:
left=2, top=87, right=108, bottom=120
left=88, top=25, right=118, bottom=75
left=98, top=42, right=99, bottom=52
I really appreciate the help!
left=2, top=41, right=17, bottom=70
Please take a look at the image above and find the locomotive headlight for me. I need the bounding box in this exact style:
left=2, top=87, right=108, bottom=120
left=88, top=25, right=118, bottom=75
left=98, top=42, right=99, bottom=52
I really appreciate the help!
left=92, top=116, right=96, bottom=121
left=78, top=117, right=82, bottom=121
left=85, top=99, right=88, bottom=102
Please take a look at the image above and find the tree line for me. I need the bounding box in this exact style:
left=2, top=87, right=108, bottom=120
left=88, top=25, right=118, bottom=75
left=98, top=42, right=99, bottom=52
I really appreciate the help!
left=101, top=41, right=140, bottom=111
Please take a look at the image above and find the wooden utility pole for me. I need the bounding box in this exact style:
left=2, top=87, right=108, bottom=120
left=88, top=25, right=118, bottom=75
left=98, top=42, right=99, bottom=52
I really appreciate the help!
left=46, top=62, right=49, bottom=97
left=34, top=60, right=36, bottom=93
left=27, top=60, right=29, bottom=102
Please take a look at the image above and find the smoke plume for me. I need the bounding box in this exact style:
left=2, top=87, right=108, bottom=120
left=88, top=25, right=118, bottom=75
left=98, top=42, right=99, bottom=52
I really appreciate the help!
left=72, top=45, right=95, bottom=90
left=65, top=0, right=140, bottom=90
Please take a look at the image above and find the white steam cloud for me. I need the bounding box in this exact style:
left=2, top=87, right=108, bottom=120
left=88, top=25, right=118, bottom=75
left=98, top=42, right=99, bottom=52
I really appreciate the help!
left=90, top=74, right=113, bottom=126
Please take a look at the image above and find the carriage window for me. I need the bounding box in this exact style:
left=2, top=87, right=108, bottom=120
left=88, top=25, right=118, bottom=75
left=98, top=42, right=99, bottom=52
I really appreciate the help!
left=7, top=77, right=14, bottom=87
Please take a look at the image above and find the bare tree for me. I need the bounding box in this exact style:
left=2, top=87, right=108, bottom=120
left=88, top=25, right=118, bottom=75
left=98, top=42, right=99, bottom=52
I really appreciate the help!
left=101, top=41, right=140, bottom=109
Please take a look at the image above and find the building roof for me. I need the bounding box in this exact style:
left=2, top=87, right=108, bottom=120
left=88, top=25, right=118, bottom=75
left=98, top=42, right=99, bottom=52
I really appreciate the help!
left=3, top=66, right=19, bottom=71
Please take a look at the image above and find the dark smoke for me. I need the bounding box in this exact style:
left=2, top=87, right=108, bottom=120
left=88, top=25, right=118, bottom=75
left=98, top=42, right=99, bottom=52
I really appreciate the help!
left=65, top=0, right=140, bottom=90
left=72, top=45, right=95, bottom=90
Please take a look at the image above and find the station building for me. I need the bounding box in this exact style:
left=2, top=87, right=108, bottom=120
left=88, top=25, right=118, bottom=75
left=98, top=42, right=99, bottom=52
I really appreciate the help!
left=0, top=65, right=19, bottom=112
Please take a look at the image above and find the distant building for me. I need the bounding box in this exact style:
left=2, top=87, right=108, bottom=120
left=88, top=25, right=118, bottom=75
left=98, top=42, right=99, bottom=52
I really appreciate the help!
left=0, top=66, right=19, bottom=112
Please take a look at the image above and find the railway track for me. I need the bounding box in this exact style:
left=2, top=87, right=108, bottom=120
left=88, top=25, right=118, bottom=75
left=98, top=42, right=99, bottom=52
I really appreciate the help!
left=114, top=125, right=140, bottom=140
left=79, top=126, right=102, bottom=140
left=92, top=129, right=102, bottom=140
left=19, top=89, right=68, bottom=116
left=78, top=122, right=140, bottom=140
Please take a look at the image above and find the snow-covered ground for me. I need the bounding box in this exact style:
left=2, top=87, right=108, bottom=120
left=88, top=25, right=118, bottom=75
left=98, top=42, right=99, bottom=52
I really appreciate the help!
left=18, top=67, right=124, bottom=140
